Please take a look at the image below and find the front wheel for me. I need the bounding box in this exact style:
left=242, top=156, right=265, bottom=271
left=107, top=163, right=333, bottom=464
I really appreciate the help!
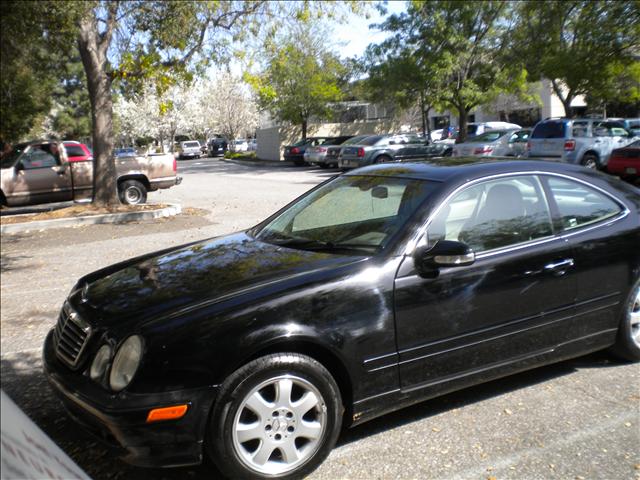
left=207, top=353, right=343, bottom=480
left=118, top=180, right=147, bottom=205
left=611, top=280, right=640, bottom=361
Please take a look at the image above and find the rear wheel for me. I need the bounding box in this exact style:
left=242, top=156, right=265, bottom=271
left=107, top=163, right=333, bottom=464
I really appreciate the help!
left=374, top=155, right=392, bottom=164
left=207, top=353, right=343, bottom=480
left=581, top=153, right=599, bottom=169
left=611, top=280, right=640, bottom=361
left=118, top=180, right=147, bottom=205
left=318, top=163, right=330, bottom=169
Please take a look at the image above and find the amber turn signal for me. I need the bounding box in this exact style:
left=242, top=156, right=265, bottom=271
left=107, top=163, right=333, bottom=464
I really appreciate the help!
left=146, top=404, right=188, bottom=423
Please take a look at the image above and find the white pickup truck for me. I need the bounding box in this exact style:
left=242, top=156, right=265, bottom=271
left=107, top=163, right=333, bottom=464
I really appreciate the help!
left=0, top=141, right=181, bottom=206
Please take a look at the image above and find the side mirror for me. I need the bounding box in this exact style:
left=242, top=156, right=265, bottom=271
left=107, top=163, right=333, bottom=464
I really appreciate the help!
left=414, top=240, right=475, bottom=277
left=15, top=162, right=24, bottom=171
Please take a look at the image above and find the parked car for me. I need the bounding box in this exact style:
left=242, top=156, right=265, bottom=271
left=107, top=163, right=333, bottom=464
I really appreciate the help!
left=231, top=139, right=249, bottom=152
left=247, top=139, right=258, bottom=152
left=304, top=136, right=354, bottom=168
left=322, top=135, right=373, bottom=168
left=452, top=129, right=530, bottom=157
left=467, top=121, right=522, bottom=138
left=115, top=147, right=137, bottom=157
left=284, top=137, right=335, bottom=166
left=607, top=139, right=640, bottom=185
left=178, top=141, right=202, bottom=160
left=208, top=137, right=228, bottom=157
left=527, top=117, right=637, bottom=169
left=63, top=141, right=93, bottom=162
left=0, top=141, right=181, bottom=206
left=608, top=118, right=640, bottom=136
left=338, top=133, right=433, bottom=169
left=43, top=158, right=640, bottom=479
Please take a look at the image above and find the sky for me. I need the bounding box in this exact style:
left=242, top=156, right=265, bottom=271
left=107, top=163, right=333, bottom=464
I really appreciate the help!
left=332, top=1, right=408, bottom=59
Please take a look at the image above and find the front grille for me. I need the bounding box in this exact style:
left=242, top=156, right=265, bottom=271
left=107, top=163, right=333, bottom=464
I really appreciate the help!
left=53, top=302, right=91, bottom=369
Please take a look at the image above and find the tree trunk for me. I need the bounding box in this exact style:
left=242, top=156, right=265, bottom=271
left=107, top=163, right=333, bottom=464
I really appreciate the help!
left=456, top=106, right=469, bottom=144
left=78, top=14, right=118, bottom=206
left=551, top=80, right=573, bottom=118
left=301, top=119, right=308, bottom=140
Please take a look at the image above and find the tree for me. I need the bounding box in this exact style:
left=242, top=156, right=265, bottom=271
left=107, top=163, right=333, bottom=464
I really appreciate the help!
left=245, top=26, right=348, bottom=139
left=202, top=73, right=258, bottom=142
left=514, top=0, right=640, bottom=118
left=0, top=1, right=76, bottom=143
left=368, top=1, right=528, bottom=142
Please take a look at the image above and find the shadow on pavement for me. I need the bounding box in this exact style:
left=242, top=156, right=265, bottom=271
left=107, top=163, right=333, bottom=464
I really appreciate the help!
left=0, top=349, right=619, bottom=480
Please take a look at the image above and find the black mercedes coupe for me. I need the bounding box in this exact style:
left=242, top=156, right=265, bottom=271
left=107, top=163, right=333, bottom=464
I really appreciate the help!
left=44, top=160, right=640, bottom=479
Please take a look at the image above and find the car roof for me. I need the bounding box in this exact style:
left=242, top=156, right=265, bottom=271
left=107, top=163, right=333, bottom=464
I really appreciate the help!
left=343, top=158, right=594, bottom=183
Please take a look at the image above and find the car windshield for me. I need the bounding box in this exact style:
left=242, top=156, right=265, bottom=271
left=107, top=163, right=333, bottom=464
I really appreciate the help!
left=343, top=135, right=372, bottom=145
left=1, top=144, right=28, bottom=168
left=472, top=131, right=509, bottom=142
left=254, top=175, right=436, bottom=254
left=292, top=139, right=314, bottom=147
left=359, top=136, right=384, bottom=146
left=184, top=142, right=200, bottom=148
left=532, top=121, right=566, bottom=138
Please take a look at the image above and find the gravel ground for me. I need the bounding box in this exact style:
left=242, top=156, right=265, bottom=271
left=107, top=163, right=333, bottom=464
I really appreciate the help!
left=1, top=158, right=639, bottom=480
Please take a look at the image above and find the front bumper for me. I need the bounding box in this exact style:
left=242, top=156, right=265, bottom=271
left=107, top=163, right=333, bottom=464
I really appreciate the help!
left=43, top=330, right=218, bottom=468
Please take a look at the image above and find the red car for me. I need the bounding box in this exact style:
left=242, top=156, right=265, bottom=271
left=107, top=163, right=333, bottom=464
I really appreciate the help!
left=62, top=141, right=93, bottom=162
left=607, top=140, right=639, bottom=185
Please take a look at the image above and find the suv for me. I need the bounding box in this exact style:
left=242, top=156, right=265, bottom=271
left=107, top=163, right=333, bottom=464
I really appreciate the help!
left=338, top=133, right=434, bottom=169
left=178, top=141, right=202, bottom=160
left=207, top=137, right=228, bottom=157
left=527, top=118, right=637, bottom=169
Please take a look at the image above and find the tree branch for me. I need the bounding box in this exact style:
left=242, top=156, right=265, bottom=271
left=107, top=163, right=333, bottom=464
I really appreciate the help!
left=99, top=1, right=119, bottom=58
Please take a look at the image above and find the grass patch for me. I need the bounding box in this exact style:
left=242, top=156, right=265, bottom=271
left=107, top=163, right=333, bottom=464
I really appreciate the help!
left=224, top=151, right=257, bottom=160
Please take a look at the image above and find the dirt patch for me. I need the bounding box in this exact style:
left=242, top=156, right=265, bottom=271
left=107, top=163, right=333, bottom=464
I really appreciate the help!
left=181, top=207, right=209, bottom=216
left=0, top=204, right=169, bottom=224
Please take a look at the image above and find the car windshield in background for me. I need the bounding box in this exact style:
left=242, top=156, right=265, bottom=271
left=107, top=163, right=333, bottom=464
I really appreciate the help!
left=360, top=136, right=384, bottom=146
left=473, top=131, right=509, bottom=142
left=532, top=121, right=566, bottom=138
left=255, top=175, right=435, bottom=254
left=343, top=135, right=373, bottom=145
left=184, top=142, right=200, bottom=148
left=321, top=137, right=351, bottom=146
left=1, top=144, right=27, bottom=168
left=292, top=139, right=313, bottom=147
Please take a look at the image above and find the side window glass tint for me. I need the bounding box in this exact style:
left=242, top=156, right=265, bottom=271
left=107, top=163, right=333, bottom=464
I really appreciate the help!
left=546, top=177, right=622, bottom=230
left=572, top=122, right=588, bottom=137
left=429, top=176, right=553, bottom=252
left=20, top=148, right=57, bottom=169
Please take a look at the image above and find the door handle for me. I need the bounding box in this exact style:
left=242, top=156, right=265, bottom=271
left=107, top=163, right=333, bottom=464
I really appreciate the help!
left=544, top=258, right=574, bottom=276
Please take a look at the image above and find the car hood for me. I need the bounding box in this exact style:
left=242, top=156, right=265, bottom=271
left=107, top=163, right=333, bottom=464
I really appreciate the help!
left=78, top=232, right=367, bottom=325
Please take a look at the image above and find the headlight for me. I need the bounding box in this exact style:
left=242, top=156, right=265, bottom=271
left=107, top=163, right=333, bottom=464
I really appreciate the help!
left=90, top=345, right=112, bottom=381
left=109, top=335, right=143, bottom=392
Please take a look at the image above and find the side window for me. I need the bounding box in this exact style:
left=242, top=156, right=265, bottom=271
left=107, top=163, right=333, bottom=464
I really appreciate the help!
left=429, top=176, right=553, bottom=252
left=65, top=145, right=86, bottom=158
left=545, top=177, right=622, bottom=230
left=20, top=147, right=58, bottom=169
left=572, top=121, right=589, bottom=138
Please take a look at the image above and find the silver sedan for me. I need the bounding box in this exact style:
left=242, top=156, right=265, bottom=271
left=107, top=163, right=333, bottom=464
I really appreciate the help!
left=452, top=129, right=531, bottom=157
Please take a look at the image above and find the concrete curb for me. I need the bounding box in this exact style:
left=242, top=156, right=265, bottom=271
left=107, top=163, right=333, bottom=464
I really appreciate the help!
left=0, top=203, right=182, bottom=235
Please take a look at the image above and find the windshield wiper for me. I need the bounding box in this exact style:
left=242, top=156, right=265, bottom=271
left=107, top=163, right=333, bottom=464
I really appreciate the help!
left=265, top=235, right=377, bottom=253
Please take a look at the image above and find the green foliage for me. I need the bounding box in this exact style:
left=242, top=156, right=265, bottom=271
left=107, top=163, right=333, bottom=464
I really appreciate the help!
left=224, top=151, right=257, bottom=160
left=0, top=1, right=79, bottom=142
left=367, top=0, right=529, bottom=140
left=245, top=28, right=348, bottom=136
left=514, top=0, right=640, bottom=116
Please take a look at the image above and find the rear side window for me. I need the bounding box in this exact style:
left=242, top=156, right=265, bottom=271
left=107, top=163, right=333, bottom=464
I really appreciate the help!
left=545, top=177, right=622, bottom=230
left=532, top=121, right=566, bottom=139
left=65, top=145, right=86, bottom=157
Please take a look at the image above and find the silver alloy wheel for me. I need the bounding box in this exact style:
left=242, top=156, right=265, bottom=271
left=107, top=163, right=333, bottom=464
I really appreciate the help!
left=582, top=156, right=598, bottom=169
left=630, top=287, right=640, bottom=348
left=232, top=374, right=327, bottom=476
left=124, top=186, right=141, bottom=204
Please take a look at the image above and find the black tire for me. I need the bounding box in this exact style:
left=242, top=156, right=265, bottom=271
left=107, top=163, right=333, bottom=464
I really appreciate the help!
left=207, top=353, right=343, bottom=480
left=611, top=280, right=640, bottom=361
left=374, top=155, right=392, bottom=164
left=581, top=153, right=599, bottom=169
left=118, top=180, right=147, bottom=205
left=318, top=163, right=330, bottom=169
left=293, top=159, right=306, bottom=167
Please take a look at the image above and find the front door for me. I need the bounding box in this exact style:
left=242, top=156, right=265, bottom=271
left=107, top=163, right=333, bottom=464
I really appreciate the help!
left=394, top=174, right=577, bottom=391
left=10, top=144, right=72, bottom=206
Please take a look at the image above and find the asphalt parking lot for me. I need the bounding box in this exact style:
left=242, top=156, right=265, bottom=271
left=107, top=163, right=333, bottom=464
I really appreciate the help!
left=1, top=157, right=639, bottom=480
